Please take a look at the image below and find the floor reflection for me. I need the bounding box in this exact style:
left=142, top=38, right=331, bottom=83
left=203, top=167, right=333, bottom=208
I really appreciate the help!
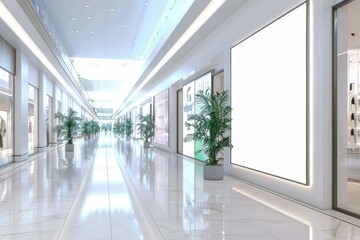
left=0, top=133, right=360, bottom=239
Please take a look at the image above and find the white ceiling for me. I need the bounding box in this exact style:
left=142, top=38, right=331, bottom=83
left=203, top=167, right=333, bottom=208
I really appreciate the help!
left=42, top=0, right=169, bottom=59
left=40, top=0, right=189, bottom=116
left=13, top=0, right=249, bottom=118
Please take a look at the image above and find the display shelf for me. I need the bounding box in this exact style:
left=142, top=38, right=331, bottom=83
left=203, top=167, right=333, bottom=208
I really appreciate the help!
left=348, top=80, right=360, bottom=152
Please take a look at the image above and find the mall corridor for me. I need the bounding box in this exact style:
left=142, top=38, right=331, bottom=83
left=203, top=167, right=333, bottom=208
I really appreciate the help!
left=0, top=133, right=360, bottom=239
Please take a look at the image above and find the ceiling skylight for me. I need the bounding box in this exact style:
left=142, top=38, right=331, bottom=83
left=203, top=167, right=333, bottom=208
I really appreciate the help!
left=72, top=58, right=144, bottom=81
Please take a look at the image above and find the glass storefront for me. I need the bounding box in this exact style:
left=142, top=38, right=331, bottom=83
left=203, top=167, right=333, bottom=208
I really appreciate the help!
left=334, top=0, right=360, bottom=217
left=181, top=72, right=212, bottom=161
left=0, top=68, right=13, bottom=166
left=28, top=85, right=38, bottom=154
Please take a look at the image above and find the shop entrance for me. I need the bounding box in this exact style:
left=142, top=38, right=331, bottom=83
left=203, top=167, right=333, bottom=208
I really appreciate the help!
left=334, top=0, right=360, bottom=217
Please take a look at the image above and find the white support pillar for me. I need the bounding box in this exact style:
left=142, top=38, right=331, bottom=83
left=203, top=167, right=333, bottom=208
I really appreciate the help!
left=38, top=72, right=47, bottom=149
left=14, top=51, right=28, bottom=161
left=53, top=86, right=59, bottom=143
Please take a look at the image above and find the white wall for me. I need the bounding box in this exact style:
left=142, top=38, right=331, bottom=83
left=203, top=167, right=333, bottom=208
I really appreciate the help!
left=14, top=50, right=29, bottom=158
left=47, top=79, right=53, bottom=97
left=28, top=62, right=39, bottom=88
left=128, top=0, right=335, bottom=209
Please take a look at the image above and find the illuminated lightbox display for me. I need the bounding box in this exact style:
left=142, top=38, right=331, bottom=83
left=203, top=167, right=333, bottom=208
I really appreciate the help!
left=182, top=81, right=195, bottom=158
left=230, top=3, right=308, bottom=184
left=154, top=89, right=169, bottom=146
left=182, top=72, right=212, bottom=160
left=194, top=73, right=212, bottom=161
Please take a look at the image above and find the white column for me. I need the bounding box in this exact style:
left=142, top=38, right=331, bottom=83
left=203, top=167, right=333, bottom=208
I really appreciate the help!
left=14, top=51, right=28, bottom=161
left=169, top=84, right=178, bottom=153
left=53, top=86, right=60, bottom=143
left=336, top=6, right=349, bottom=208
left=38, top=72, right=47, bottom=149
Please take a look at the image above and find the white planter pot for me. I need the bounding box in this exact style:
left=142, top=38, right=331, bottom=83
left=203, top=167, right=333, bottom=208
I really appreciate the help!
left=203, top=164, right=224, bottom=180
left=65, top=143, right=74, bottom=152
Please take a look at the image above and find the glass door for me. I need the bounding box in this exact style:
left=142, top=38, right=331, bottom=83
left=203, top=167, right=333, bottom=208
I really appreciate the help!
left=334, top=0, right=360, bottom=217
left=28, top=85, right=38, bottom=154
left=0, top=68, right=13, bottom=166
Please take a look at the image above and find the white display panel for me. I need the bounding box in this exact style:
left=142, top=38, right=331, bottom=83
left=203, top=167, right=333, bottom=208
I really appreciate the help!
left=182, top=81, right=195, bottom=158
left=230, top=3, right=307, bottom=184
left=194, top=73, right=212, bottom=161
left=154, top=89, right=169, bottom=146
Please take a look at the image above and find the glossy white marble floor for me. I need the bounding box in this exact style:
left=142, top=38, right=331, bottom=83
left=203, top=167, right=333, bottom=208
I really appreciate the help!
left=1, top=133, right=360, bottom=239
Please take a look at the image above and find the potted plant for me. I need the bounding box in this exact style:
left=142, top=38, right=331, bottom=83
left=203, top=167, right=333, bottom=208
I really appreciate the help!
left=90, top=119, right=100, bottom=137
left=82, top=120, right=92, bottom=139
left=119, top=121, right=125, bottom=138
left=55, top=108, right=82, bottom=152
left=137, top=114, right=155, bottom=148
left=113, top=122, right=122, bottom=136
left=124, top=118, right=133, bottom=140
left=186, top=89, right=232, bottom=180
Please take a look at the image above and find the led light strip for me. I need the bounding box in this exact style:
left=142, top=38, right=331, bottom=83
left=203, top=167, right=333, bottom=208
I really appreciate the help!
left=117, top=0, right=227, bottom=116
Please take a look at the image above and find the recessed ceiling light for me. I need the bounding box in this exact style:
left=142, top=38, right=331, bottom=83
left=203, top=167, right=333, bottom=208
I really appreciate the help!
left=90, top=31, right=94, bottom=34
left=91, top=36, right=95, bottom=39
left=85, top=4, right=90, bottom=7
left=121, top=24, right=124, bottom=28
left=94, top=46, right=97, bottom=49
left=144, top=1, right=148, bottom=5
left=71, top=17, right=75, bottom=20
left=138, top=22, right=142, bottom=25
left=109, top=32, right=113, bottom=36
left=87, top=16, right=91, bottom=19
left=75, top=30, right=79, bottom=33
left=110, top=8, right=114, bottom=11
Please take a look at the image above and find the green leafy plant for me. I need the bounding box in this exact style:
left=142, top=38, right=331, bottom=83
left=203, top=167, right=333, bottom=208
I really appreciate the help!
left=124, top=118, right=133, bottom=138
left=186, top=89, right=232, bottom=165
left=82, top=120, right=92, bottom=138
left=119, top=122, right=125, bottom=136
left=55, top=108, right=82, bottom=144
left=82, top=119, right=100, bottom=138
left=113, top=122, right=121, bottom=136
left=137, top=114, right=155, bottom=143
left=90, top=119, right=100, bottom=135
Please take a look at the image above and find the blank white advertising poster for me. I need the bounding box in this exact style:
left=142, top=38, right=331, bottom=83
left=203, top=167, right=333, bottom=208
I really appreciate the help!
left=230, top=3, right=307, bottom=184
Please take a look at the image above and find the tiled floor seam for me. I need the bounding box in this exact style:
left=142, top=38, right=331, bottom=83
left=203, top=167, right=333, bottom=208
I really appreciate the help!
left=55, top=143, right=99, bottom=240
left=106, top=144, right=114, bottom=240
left=111, top=146, right=166, bottom=239
left=225, top=174, right=360, bottom=229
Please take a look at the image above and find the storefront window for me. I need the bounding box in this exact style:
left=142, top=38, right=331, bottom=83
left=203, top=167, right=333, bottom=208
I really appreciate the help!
left=0, top=68, right=13, bottom=166
left=28, top=85, right=38, bottom=154
left=334, top=0, right=360, bottom=217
